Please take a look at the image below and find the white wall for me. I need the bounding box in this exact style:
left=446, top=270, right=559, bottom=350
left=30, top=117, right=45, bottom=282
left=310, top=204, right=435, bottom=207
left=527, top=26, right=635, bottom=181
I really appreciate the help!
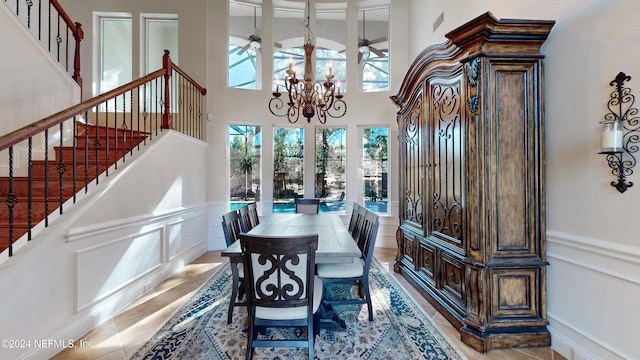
left=0, top=132, right=209, bottom=360
left=0, top=1, right=79, bottom=135
left=407, top=0, right=487, bottom=59
left=408, top=0, right=640, bottom=359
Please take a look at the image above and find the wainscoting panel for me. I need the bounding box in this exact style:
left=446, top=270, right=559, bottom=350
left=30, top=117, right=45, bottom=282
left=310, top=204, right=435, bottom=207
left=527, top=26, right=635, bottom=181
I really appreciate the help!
left=168, top=212, right=208, bottom=261
left=75, top=226, right=163, bottom=312
left=547, top=231, right=640, bottom=360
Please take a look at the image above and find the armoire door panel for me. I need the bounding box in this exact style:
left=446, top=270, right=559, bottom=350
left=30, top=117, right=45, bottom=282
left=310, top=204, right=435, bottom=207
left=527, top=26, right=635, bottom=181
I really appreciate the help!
left=400, top=88, right=426, bottom=235
left=490, top=62, right=543, bottom=258
left=428, top=76, right=465, bottom=250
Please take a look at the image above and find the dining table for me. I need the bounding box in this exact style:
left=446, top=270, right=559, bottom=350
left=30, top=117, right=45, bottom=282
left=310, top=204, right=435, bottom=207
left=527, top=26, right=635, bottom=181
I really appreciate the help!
left=221, top=212, right=361, bottom=263
left=221, top=212, right=361, bottom=331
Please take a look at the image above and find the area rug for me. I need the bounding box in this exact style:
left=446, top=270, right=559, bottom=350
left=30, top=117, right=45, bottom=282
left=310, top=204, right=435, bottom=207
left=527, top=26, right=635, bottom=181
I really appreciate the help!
left=129, top=257, right=466, bottom=360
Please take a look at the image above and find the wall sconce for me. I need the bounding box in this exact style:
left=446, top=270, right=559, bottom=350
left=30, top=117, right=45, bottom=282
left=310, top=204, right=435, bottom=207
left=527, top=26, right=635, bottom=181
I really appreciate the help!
left=599, top=72, right=640, bottom=193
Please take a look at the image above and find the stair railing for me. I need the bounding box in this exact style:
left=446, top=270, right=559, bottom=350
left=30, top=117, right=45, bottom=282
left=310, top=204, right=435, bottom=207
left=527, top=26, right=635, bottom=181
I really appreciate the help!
left=0, top=50, right=206, bottom=258
left=3, top=0, right=84, bottom=86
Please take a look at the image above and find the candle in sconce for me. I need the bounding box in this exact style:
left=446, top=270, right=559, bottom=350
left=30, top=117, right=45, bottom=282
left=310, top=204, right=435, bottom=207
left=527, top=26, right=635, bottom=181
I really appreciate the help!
left=601, top=121, right=623, bottom=152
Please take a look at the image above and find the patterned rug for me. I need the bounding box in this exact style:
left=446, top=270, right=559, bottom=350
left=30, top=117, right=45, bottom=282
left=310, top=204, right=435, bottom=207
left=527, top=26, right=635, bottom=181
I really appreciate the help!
left=129, top=257, right=466, bottom=360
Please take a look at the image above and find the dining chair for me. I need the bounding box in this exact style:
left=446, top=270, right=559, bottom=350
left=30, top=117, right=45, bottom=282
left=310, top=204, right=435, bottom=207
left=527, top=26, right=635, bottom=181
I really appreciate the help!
left=347, top=202, right=361, bottom=237
left=295, top=198, right=320, bottom=214
left=247, top=201, right=260, bottom=228
left=239, top=233, right=321, bottom=360
left=350, top=203, right=368, bottom=240
left=221, top=209, right=246, bottom=324
left=316, top=209, right=380, bottom=321
left=238, top=205, right=253, bottom=232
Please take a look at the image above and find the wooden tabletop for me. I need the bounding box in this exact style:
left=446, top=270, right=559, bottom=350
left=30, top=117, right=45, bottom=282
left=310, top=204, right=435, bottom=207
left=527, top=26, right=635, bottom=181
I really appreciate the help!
left=221, top=213, right=361, bottom=264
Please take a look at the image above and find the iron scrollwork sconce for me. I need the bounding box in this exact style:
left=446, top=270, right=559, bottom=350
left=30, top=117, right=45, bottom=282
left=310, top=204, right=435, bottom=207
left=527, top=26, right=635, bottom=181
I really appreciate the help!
left=599, top=72, right=640, bottom=193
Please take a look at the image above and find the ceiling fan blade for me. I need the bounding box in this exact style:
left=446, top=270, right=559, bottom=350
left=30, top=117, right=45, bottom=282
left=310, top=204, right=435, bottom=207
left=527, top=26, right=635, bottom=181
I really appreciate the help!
left=370, top=46, right=386, bottom=58
left=368, top=36, right=388, bottom=45
left=236, top=43, right=250, bottom=55
left=274, top=42, right=282, bottom=49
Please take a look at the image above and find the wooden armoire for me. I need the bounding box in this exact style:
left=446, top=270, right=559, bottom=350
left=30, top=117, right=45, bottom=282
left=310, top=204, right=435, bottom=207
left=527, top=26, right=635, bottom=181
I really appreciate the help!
left=390, top=12, right=554, bottom=352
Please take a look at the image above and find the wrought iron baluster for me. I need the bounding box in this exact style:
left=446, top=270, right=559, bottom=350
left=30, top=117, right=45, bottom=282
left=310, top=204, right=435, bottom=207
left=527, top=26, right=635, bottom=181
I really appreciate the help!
left=65, top=26, right=69, bottom=72
left=26, top=0, right=32, bottom=28
left=114, top=95, right=119, bottom=169
left=94, top=106, right=100, bottom=185
left=105, top=103, right=110, bottom=177
left=72, top=115, right=77, bottom=202
left=44, top=129, right=48, bottom=226
left=47, top=1, right=51, bottom=51
left=5, top=146, right=17, bottom=257
left=128, top=89, right=133, bottom=157
left=143, top=82, right=148, bottom=145
left=56, top=13, right=62, bottom=62
left=38, top=0, right=41, bottom=40
left=28, top=137, right=32, bottom=240
left=84, top=110, right=89, bottom=193
left=57, top=122, right=65, bottom=214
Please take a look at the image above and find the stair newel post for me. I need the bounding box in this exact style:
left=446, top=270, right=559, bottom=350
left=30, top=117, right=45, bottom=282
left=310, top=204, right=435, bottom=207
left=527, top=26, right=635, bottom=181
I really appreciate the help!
left=73, top=22, right=83, bottom=89
left=162, top=50, right=173, bottom=130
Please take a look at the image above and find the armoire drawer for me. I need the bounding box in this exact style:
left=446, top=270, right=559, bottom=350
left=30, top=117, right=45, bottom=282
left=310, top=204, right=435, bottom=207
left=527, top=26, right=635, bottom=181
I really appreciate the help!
left=440, top=252, right=465, bottom=313
left=417, top=240, right=436, bottom=286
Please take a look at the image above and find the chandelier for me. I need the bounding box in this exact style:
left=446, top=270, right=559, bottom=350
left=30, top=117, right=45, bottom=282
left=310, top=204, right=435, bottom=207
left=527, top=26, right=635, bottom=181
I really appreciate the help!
left=268, top=0, right=347, bottom=124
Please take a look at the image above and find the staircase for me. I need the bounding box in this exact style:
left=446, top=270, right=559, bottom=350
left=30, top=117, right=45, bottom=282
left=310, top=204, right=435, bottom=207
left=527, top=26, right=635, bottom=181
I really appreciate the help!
left=0, top=124, right=149, bottom=254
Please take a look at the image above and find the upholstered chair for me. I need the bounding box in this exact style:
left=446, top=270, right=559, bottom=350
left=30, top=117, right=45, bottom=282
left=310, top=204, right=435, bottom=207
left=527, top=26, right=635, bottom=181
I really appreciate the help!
left=316, top=209, right=379, bottom=321
left=294, top=198, right=320, bottom=214
left=239, top=233, right=321, bottom=360
left=221, top=209, right=246, bottom=324
left=238, top=205, right=253, bottom=232
left=247, top=201, right=260, bottom=228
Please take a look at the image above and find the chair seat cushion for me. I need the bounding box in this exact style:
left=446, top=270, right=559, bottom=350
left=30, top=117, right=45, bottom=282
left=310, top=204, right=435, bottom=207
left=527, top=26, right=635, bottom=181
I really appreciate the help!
left=255, top=276, right=323, bottom=320
left=237, top=263, right=244, bottom=278
left=316, top=257, right=364, bottom=278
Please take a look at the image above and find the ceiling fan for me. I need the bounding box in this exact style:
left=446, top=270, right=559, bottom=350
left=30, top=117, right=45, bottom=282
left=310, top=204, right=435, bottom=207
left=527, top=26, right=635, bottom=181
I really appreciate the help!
left=357, top=9, right=388, bottom=65
left=234, top=5, right=282, bottom=56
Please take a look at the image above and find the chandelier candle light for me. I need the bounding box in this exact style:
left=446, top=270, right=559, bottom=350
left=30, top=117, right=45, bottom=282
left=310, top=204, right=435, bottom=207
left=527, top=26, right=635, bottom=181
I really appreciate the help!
left=268, top=0, right=346, bottom=124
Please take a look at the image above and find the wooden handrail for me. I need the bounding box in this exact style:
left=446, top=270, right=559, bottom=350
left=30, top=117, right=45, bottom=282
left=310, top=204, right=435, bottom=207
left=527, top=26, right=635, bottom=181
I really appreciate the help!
left=50, top=0, right=81, bottom=35
left=172, top=63, right=207, bottom=96
left=0, top=69, right=164, bottom=152
left=0, top=49, right=208, bottom=151
left=50, top=0, right=84, bottom=85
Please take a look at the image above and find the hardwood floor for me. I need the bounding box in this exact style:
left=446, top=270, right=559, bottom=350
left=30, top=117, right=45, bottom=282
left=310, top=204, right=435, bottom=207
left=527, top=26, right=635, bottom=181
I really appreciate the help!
left=52, top=248, right=565, bottom=360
